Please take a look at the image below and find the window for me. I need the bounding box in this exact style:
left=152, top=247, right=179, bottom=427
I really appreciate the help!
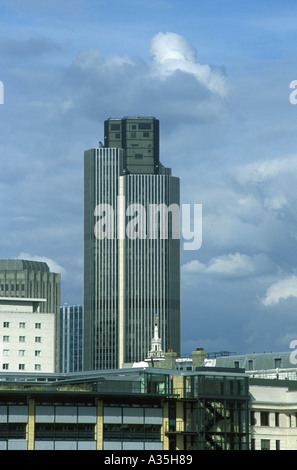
left=19, top=322, right=26, bottom=328
left=135, top=154, right=143, bottom=159
left=3, top=350, right=9, bottom=356
left=19, top=350, right=25, bottom=357
left=2, top=364, right=8, bottom=370
left=110, top=124, right=121, bottom=131
left=248, top=360, right=254, bottom=371
left=275, top=358, right=282, bottom=368
left=261, top=439, right=270, bottom=450
left=3, top=322, right=9, bottom=328
left=234, top=361, right=240, bottom=368
left=35, top=364, right=41, bottom=371
left=35, top=350, right=41, bottom=357
left=19, top=336, right=26, bottom=343
left=35, top=337, right=42, bottom=343
left=35, top=323, right=41, bottom=329
left=138, top=123, right=151, bottom=130
left=276, top=440, right=280, bottom=450
left=275, top=412, right=279, bottom=427
left=260, top=412, right=269, bottom=426
left=18, top=364, right=25, bottom=370
left=3, top=336, right=9, bottom=342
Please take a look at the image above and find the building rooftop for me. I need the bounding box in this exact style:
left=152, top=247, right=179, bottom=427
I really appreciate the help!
left=0, top=259, right=50, bottom=272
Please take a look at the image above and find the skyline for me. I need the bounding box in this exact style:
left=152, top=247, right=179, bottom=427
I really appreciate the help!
left=1, top=1, right=297, bottom=357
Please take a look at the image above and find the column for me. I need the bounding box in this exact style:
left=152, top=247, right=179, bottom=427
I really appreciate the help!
left=26, top=397, right=35, bottom=451
left=95, top=399, right=104, bottom=450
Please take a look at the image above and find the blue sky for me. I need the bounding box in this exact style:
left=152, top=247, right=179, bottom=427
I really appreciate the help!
left=1, top=0, right=297, bottom=357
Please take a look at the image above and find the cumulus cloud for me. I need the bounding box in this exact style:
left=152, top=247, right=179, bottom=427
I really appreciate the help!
left=72, top=32, right=228, bottom=106
left=261, top=275, right=297, bottom=306
left=150, top=32, right=227, bottom=97
left=182, top=252, right=256, bottom=278
left=235, top=155, right=297, bottom=185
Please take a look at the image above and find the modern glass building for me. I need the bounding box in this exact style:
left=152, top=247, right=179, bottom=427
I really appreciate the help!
left=83, top=117, right=180, bottom=370
left=0, top=367, right=250, bottom=450
left=60, top=305, right=83, bottom=373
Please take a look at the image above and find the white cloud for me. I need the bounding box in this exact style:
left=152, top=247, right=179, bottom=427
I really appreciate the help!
left=182, top=252, right=256, bottom=277
left=150, top=32, right=227, bottom=97
left=262, top=275, right=297, bottom=306
left=74, top=48, right=135, bottom=71
left=263, top=195, right=287, bottom=213
left=235, top=155, right=297, bottom=185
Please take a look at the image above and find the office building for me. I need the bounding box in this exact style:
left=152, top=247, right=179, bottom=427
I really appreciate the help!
left=249, top=378, right=297, bottom=450
left=0, top=259, right=61, bottom=372
left=0, top=297, right=55, bottom=373
left=83, top=117, right=180, bottom=370
left=0, top=366, right=250, bottom=450
left=60, top=305, right=83, bottom=373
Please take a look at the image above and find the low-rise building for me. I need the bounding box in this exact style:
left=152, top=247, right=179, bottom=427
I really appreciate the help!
left=210, top=351, right=297, bottom=380
left=0, top=367, right=250, bottom=450
left=249, top=378, right=297, bottom=450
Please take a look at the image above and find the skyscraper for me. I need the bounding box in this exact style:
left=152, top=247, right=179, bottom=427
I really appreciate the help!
left=83, top=117, right=180, bottom=370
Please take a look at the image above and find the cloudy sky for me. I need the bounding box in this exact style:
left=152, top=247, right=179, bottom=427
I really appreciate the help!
left=1, top=0, right=297, bottom=357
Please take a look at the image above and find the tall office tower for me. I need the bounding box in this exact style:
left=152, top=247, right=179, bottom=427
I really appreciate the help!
left=0, top=259, right=61, bottom=371
left=83, top=117, right=180, bottom=370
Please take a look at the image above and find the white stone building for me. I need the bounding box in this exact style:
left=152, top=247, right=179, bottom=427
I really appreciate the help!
left=0, top=297, right=55, bottom=373
left=249, top=378, right=297, bottom=450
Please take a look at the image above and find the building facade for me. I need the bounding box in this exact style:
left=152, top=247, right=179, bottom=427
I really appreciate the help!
left=60, top=305, right=83, bottom=373
left=208, top=351, right=297, bottom=380
left=0, top=259, right=61, bottom=371
left=83, top=117, right=181, bottom=370
left=0, top=297, right=55, bottom=373
left=249, top=378, right=297, bottom=450
left=0, top=367, right=250, bottom=451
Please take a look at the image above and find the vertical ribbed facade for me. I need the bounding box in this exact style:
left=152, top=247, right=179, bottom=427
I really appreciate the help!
left=84, top=148, right=124, bottom=370
left=83, top=117, right=181, bottom=370
left=124, top=174, right=180, bottom=363
left=60, top=305, right=83, bottom=373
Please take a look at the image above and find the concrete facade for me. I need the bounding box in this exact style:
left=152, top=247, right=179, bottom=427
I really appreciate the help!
left=249, top=378, right=297, bottom=450
left=0, top=297, right=55, bottom=373
left=0, top=259, right=61, bottom=372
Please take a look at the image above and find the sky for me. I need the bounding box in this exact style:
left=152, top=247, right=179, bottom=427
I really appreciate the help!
left=1, top=0, right=297, bottom=357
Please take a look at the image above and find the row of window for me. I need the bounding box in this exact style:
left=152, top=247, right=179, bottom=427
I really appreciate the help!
left=2, top=363, right=42, bottom=371
left=0, top=284, right=25, bottom=291
left=2, top=350, right=42, bottom=356
left=112, top=131, right=151, bottom=139
left=235, top=358, right=283, bottom=370
left=251, top=411, right=296, bottom=427
left=251, top=439, right=281, bottom=451
left=2, top=322, right=42, bottom=329
left=110, top=123, right=152, bottom=131
left=2, top=336, right=42, bottom=343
